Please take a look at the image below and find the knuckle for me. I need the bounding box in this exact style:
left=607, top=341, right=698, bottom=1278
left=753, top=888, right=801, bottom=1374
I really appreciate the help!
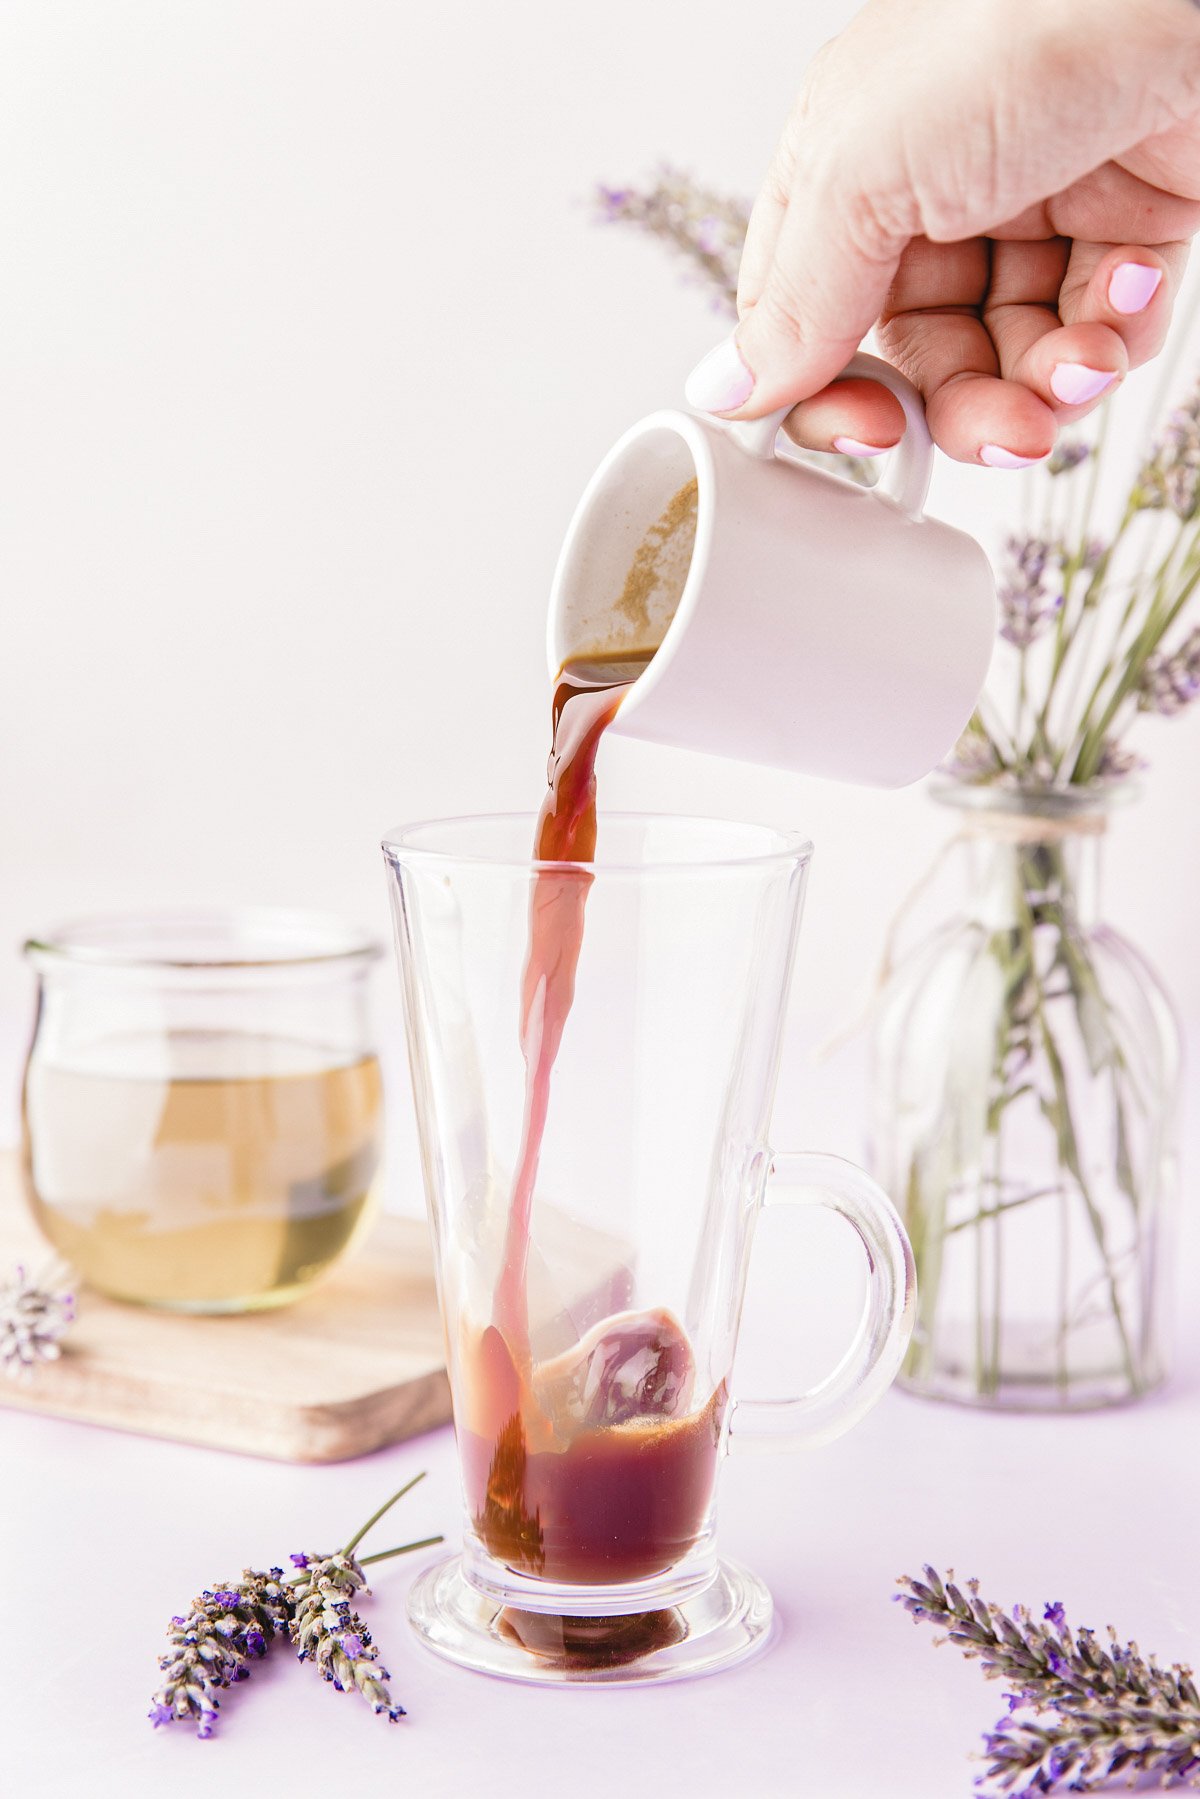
left=876, top=312, right=984, bottom=396
left=836, top=173, right=917, bottom=264
left=1058, top=264, right=1092, bottom=314
left=755, top=269, right=811, bottom=345
left=874, top=319, right=935, bottom=393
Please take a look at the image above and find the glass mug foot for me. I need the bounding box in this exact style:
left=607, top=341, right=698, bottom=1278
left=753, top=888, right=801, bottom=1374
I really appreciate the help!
left=407, top=1554, right=775, bottom=1687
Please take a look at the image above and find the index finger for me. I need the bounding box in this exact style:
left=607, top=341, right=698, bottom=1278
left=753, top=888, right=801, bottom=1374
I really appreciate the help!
left=736, top=132, right=796, bottom=320
left=730, top=164, right=908, bottom=416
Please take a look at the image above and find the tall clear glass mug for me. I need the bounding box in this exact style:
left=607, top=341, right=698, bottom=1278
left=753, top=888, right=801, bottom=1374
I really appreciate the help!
left=384, top=815, right=915, bottom=1684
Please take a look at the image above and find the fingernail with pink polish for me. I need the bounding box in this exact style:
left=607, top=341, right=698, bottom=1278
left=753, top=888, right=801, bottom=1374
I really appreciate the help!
left=980, top=444, right=1046, bottom=470
left=685, top=337, right=755, bottom=414
left=833, top=436, right=889, bottom=458
left=1050, top=363, right=1119, bottom=405
left=1108, top=263, right=1163, bottom=316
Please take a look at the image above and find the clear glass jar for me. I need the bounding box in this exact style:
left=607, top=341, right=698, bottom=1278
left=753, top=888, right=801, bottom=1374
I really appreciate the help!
left=871, top=785, right=1180, bottom=1409
left=21, top=910, right=383, bottom=1313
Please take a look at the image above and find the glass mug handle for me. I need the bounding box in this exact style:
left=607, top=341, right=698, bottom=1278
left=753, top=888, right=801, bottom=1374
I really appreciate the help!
left=727, top=1150, right=917, bottom=1453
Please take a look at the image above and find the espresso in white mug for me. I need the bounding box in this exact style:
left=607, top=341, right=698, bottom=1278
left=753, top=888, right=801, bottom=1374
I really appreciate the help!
left=547, top=351, right=995, bottom=789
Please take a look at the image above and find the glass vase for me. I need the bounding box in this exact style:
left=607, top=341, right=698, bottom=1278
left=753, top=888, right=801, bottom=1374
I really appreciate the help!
left=871, top=785, right=1180, bottom=1410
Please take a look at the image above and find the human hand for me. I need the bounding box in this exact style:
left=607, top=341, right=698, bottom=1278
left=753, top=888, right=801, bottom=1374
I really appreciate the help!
left=685, top=0, right=1200, bottom=465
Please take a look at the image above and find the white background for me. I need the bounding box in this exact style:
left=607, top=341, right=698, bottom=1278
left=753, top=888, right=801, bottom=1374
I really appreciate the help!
left=1, top=0, right=1198, bottom=1159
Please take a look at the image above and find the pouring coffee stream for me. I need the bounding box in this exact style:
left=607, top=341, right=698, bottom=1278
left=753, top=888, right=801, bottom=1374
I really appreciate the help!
left=472, top=643, right=722, bottom=1588
left=491, top=651, right=653, bottom=1360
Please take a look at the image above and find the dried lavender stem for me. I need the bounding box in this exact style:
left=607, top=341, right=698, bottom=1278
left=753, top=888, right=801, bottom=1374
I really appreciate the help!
left=1074, top=546, right=1200, bottom=780
left=1012, top=867, right=1140, bottom=1393
left=341, top=1470, right=427, bottom=1556
left=359, top=1534, right=444, bottom=1567
left=1038, top=499, right=1137, bottom=763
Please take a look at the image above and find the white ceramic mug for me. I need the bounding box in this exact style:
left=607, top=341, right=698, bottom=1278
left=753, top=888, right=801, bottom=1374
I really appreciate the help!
left=547, top=352, right=996, bottom=788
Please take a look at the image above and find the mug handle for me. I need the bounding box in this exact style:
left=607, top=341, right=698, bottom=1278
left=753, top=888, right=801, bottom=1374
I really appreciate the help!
left=726, top=1149, right=916, bottom=1454
left=726, top=350, right=935, bottom=521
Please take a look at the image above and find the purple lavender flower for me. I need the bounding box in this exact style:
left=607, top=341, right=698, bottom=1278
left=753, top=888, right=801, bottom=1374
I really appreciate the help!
left=1047, top=439, right=1090, bottom=476
left=995, top=535, right=1067, bottom=649
left=942, top=725, right=1001, bottom=784
left=1094, top=740, right=1143, bottom=783
left=1138, top=380, right=1200, bottom=518
left=0, top=1261, right=74, bottom=1380
left=1138, top=624, right=1200, bottom=715
left=694, top=214, right=723, bottom=256
left=289, top=1552, right=406, bottom=1723
left=149, top=1570, right=293, bottom=1738
left=147, top=1479, right=435, bottom=1743
left=596, top=185, right=632, bottom=218
left=898, top=1567, right=1200, bottom=1794
left=594, top=167, right=749, bottom=316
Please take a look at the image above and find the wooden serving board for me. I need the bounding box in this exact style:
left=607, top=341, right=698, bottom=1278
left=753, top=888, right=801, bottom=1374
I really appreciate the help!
left=0, top=1155, right=451, bottom=1463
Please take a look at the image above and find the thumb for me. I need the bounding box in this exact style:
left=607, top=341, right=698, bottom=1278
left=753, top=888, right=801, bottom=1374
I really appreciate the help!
left=686, top=171, right=908, bottom=420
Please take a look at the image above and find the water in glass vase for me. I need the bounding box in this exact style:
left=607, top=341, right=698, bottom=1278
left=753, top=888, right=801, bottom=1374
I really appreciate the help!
left=871, top=785, right=1179, bottom=1411
left=23, top=1031, right=382, bottom=1311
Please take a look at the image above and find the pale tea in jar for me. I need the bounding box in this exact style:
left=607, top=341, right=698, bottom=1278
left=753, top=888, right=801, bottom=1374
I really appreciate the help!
left=21, top=912, right=382, bottom=1312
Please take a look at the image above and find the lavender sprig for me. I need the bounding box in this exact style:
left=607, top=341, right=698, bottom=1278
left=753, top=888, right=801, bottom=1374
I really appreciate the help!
left=1138, top=379, right=1200, bottom=519
left=596, top=166, right=748, bottom=316
left=1139, top=623, right=1200, bottom=714
left=984, top=1706, right=1200, bottom=1795
left=943, top=721, right=1004, bottom=783
left=1093, top=739, right=1144, bottom=783
left=1047, top=438, right=1090, bottom=476
left=149, top=1475, right=441, bottom=1739
left=996, top=535, right=1067, bottom=649
left=149, top=1570, right=292, bottom=1737
left=897, top=1566, right=1200, bottom=1793
left=288, top=1552, right=404, bottom=1722
left=0, top=1261, right=74, bottom=1379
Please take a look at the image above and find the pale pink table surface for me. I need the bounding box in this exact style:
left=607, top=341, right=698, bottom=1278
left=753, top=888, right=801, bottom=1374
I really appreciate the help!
left=2, top=1039, right=1196, bottom=1799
